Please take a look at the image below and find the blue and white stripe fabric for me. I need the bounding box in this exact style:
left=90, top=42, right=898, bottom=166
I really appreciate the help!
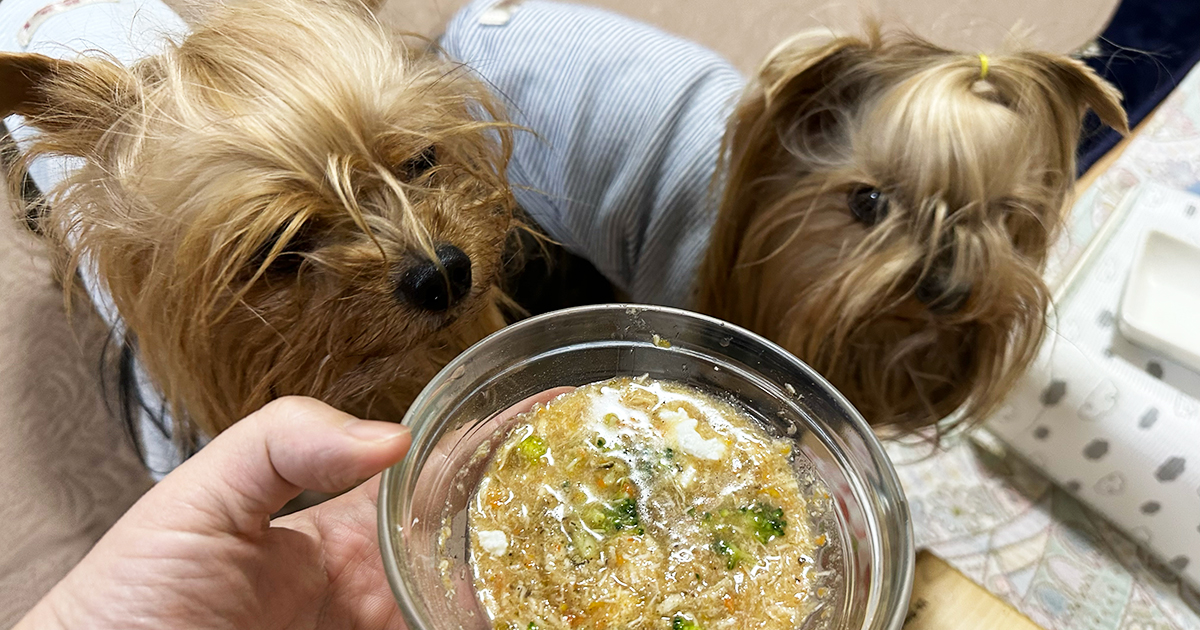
left=442, top=0, right=746, bottom=307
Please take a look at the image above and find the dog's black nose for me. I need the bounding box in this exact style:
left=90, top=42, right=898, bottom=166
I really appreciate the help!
left=394, top=244, right=473, bottom=312
left=915, top=275, right=971, bottom=314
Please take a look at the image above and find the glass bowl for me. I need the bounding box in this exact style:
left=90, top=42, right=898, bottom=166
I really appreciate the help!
left=379, top=304, right=913, bottom=630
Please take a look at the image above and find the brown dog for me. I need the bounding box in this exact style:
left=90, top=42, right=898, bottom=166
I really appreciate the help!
left=696, top=30, right=1128, bottom=429
left=442, top=0, right=1126, bottom=430
left=3, top=0, right=516, bottom=460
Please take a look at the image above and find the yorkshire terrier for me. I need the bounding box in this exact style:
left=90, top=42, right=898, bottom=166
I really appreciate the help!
left=3, top=0, right=516, bottom=468
left=443, top=0, right=1128, bottom=430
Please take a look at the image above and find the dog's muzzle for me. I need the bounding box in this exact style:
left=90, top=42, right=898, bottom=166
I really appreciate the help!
left=394, top=244, right=473, bottom=312
left=915, top=274, right=970, bottom=314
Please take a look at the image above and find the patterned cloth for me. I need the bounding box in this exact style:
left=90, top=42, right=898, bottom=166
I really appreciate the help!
left=442, top=0, right=745, bottom=307
left=989, top=184, right=1200, bottom=591
left=891, top=60, right=1200, bottom=629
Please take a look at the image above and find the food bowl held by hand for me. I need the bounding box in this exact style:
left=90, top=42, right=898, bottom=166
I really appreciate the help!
left=378, top=304, right=913, bottom=630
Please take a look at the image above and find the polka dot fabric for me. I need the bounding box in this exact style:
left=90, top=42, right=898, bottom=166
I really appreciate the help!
left=988, top=183, right=1200, bottom=591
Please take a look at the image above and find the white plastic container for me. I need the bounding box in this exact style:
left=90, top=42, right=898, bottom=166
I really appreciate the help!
left=1118, top=229, right=1200, bottom=374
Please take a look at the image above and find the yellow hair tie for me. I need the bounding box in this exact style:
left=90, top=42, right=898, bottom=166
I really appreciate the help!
left=978, top=53, right=989, bottom=79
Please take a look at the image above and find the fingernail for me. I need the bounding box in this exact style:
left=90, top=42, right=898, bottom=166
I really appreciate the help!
left=345, top=419, right=410, bottom=443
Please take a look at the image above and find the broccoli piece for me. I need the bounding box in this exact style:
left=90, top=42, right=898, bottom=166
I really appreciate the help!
left=711, top=533, right=747, bottom=570
left=672, top=616, right=698, bottom=630
left=517, top=434, right=547, bottom=462
left=611, top=498, right=641, bottom=532
left=746, top=503, right=787, bottom=544
left=699, top=502, right=785, bottom=570
left=580, top=498, right=642, bottom=535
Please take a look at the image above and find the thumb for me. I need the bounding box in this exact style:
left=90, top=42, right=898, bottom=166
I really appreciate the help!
left=142, top=396, right=411, bottom=536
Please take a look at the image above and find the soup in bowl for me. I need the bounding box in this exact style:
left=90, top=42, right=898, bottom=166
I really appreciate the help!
left=378, top=305, right=913, bottom=630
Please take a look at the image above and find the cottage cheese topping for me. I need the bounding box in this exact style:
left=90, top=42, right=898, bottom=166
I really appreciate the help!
left=467, top=377, right=835, bottom=630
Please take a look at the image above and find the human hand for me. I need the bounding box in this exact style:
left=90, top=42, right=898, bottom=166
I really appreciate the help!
left=15, top=397, right=412, bottom=630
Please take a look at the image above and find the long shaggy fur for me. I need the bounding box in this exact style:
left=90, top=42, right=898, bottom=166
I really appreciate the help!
left=697, top=29, right=1127, bottom=429
left=5, top=0, right=516, bottom=446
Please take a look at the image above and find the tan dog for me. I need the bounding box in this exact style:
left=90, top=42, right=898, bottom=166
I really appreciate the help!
left=697, top=30, right=1128, bottom=429
left=442, top=0, right=1126, bottom=430
left=3, top=0, right=515, bottom=456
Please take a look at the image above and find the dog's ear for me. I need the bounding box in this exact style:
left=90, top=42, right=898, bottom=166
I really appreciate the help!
left=756, top=34, right=865, bottom=106
left=1044, top=56, right=1129, bottom=135
left=700, top=35, right=869, bottom=319
left=0, top=52, right=61, bottom=117
left=734, top=34, right=870, bottom=155
left=0, top=52, right=135, bottom=143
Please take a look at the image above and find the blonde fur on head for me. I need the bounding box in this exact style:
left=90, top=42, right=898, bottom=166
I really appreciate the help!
left=5, top=0, right=516, bottom=447
left=698, top=27, right=1126, bottom=430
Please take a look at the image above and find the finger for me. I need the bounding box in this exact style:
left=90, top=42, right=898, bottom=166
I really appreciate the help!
left=145, top=397, right=411, bottom=536
left=293, top=389, right=577, bottom=530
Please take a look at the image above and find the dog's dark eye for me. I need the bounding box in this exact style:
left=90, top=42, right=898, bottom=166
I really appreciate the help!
left=249, top=223, right=315, bottom=276
left=848, top=186, right=889, bottom=226
left=399, top=146, right=437, bottom=181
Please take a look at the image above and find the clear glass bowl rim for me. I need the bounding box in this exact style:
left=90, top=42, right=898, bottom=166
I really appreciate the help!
left=378, top=303, right=914, bottom=630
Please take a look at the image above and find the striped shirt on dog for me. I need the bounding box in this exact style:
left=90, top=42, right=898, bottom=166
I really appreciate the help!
left=442, top=0, right=746, bottom=307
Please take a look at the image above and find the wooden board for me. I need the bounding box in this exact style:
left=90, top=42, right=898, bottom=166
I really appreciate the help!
left=904, top=551, right=1044, bottom=630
